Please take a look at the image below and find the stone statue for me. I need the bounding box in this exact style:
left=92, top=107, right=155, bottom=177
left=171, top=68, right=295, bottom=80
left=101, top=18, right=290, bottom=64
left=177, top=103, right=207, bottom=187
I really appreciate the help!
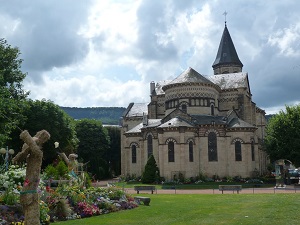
left=12, top=130, right=50, bottom=225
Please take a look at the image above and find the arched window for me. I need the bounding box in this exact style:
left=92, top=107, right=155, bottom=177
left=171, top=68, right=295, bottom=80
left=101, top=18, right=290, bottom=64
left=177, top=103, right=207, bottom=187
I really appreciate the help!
left=189, top=141, right=193, bottom=162
left=235, top=141, right=242, bottom=161
left=251, top=140, right=255, bottom=161
left=211, top=104, right=214, bottom=115
left=208, top=132, right=218, bottom=161
left=168, top=141, right=175, bottom=162
left=132, top=145, right=137, bottom=163
left=181, top=104, right=187, bottom=113
left=147, top=135, right=153, bottom=158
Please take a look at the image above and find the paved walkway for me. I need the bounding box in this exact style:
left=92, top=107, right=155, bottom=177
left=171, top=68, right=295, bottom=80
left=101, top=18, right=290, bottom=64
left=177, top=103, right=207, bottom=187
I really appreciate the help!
left=93, top=180, right=300, bottom=195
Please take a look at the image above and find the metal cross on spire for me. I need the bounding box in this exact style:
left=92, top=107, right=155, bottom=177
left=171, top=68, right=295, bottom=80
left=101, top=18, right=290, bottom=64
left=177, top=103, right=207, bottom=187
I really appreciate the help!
left=223, top=11, right=228, bottom=25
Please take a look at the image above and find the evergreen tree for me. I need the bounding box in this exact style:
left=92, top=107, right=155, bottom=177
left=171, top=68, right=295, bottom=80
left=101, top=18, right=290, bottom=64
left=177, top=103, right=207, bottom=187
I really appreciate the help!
left=141, top=155, right=160, bottom=184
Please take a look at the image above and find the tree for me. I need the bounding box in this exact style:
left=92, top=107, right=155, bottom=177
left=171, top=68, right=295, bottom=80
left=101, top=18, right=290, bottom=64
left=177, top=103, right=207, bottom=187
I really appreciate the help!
left=9, top=99, right=78, bottom=166
left=106, top=126, right=121, bottom=176
left=75, top=119, right=110, bottom=179
left=0, top=38, right=29, bottom=145
left=265, top=104, right=300, bottom=166
left=141, top=155, right=160, bottom=184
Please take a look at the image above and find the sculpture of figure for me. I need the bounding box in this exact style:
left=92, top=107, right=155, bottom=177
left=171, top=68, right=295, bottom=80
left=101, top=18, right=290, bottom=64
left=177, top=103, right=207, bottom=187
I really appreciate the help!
left=12, top=130, right=50, bottom=225
left=58, top=152, right=78, bottom=177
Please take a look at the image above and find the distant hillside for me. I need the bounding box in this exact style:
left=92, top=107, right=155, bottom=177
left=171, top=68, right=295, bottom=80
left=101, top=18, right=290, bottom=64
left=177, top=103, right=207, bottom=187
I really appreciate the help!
left=266, top=114, right=275, bottom=121
left=60, top=107, right=126, bottom=125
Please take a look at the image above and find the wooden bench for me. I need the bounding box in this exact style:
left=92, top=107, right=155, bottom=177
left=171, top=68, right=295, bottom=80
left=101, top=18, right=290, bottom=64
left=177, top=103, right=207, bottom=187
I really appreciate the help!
left=134, top=185, right=156, bottom=194
left=134, top=196, right=151, bottom=206
left=219, top=185, right=242, bottom=194
left=294, top=184, right=300, bottom=188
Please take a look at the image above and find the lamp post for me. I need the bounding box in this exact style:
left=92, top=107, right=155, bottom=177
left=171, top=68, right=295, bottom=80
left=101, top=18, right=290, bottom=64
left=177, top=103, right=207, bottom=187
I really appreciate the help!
left=0, top=146, right=15, bottom=171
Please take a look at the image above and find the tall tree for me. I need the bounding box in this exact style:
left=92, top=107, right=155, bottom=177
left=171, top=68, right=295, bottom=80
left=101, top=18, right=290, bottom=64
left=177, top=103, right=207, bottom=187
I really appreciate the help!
left=0, top=38, right=29, bottom=145
left=75, top=119, right=110, bottom=179
left=265, top=104, right=300, bottom=166
left=106, top=126, right=121, bottom=176
left=9, top=99, right=78, bottom=166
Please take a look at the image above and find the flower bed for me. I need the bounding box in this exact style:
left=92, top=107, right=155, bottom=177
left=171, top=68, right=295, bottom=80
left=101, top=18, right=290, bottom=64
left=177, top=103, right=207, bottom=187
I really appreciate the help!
left=0, top=165, right=138, bottom=224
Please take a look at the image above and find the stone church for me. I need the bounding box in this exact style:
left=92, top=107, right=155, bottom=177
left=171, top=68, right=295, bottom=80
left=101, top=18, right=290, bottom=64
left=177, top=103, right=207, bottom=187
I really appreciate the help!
left=121, top=23, right=268, bottom=180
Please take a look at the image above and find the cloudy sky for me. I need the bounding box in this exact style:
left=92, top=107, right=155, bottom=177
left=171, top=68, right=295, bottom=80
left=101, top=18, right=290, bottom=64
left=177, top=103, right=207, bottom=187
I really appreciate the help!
left=1, top=0, right=299, bottom=114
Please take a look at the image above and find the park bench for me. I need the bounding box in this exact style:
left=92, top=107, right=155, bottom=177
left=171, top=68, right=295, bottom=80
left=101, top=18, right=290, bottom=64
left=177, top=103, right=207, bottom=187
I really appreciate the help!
left=219, top=185, right=242, bottom=194
left=294, top=184, right=300, bottom=188
left=134, top=185, right=156, bottom=194
left=134, top=196, right=151, bottom=206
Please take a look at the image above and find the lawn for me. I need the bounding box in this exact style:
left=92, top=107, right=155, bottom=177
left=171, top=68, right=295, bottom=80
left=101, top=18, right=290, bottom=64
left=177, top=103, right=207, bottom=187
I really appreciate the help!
left=53, top=194, right=300, bottom=225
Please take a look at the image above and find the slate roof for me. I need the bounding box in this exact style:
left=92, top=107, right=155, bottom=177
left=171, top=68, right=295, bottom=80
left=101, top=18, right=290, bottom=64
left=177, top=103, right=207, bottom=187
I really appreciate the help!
left=123, top=103, right=148, bottom=118
left=227, top=117, right=255, bottom=128
left=163, top=67, right=214, bottom=90
left=158, top=117, right=194, bottom=128
left=155, top=80, right=171, bottom=95
left=191, top=115, right=227, bottom=125
left=208, top=72, right=249, bottom=90
left=212, top=25, right=243, bottom=68
left=126, top=119, right=161, bottom=134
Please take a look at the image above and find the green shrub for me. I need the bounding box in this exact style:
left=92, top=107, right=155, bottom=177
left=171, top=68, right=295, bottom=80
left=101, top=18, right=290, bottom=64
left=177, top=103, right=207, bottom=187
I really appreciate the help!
left=44, top=164, right=58, bottom=179
left=141, top=155, right=160, bottom=184
left=56, top=160, right=69, bottom=179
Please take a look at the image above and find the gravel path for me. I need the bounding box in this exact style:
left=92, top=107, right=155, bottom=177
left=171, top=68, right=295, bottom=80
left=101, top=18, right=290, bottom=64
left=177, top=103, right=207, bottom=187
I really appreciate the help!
left=93, top=180, right=300, bottom=195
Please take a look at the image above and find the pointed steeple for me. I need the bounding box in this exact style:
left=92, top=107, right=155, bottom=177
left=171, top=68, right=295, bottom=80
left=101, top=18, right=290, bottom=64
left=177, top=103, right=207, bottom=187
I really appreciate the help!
left=212, top=24, right=243, bottom=75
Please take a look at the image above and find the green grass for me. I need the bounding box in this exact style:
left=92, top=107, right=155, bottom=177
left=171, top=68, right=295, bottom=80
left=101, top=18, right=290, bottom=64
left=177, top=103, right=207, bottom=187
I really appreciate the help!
left=53, top=194, right=300, bottom=225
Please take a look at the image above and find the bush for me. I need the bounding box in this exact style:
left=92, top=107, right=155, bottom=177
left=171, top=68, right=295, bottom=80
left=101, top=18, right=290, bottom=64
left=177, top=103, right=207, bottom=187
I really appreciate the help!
left=44, top=164, right=58, bottom=180
left=44, top=160, right=69, bottom=180
left=141, top=155, right=160, bottom=184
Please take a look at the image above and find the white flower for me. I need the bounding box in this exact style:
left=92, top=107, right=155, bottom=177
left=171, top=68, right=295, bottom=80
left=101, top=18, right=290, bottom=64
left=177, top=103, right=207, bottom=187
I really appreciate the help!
left=3, top=181, right=9, bottom=188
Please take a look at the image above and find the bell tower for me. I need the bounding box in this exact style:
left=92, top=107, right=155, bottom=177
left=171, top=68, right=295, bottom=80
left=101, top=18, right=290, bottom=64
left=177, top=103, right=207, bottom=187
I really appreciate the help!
left=212, top=21, right=243, bottom=75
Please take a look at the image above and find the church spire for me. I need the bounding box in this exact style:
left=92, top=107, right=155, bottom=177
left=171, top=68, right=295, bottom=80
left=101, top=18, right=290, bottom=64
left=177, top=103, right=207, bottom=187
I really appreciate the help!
left=212, top=21, right=243, bottom=75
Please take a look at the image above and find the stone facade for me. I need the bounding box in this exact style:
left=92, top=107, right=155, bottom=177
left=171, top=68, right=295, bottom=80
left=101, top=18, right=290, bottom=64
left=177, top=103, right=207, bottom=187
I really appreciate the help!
left=121, top=24, right=268, bottom=180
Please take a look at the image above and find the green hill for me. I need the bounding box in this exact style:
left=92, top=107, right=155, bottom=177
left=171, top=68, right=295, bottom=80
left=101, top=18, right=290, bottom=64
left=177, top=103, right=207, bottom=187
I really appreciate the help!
left=60, top=107, right=126, bottom=125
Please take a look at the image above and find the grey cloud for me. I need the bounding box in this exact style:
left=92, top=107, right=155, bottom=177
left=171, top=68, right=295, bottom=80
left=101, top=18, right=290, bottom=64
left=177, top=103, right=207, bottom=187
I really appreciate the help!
left=0, top=0, right=92, bottom=80
left=135, top=0, right=179, bottom=61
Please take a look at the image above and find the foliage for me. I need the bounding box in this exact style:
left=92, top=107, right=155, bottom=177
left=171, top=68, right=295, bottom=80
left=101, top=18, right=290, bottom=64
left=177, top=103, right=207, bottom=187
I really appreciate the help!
left=56, top=160, right=69, bottom=179
left=141, top=155, right=160, bottom=184
left=39, top=200, right=50, bottom=224
left=106, top=126, right=121, bottom=176
left=75, top=119, right=110, bottom=179
left=9, top=99, right=78, bottom=166
left=1, top=187, right=19, bottom=205
left=265, top=104, right=300, bottom=166
left=43, top=160, right=69, bottom=180
left=0, top=165, right=25, bottom=191
left=60, top=107, right=125, bottom=125
left=43, top=164, right=58, bottom=180
left=43, top=184, right=137, bottom=221
left=0, top=38, right=29, bottom=145
left=0, top=204, right=24, bottom=224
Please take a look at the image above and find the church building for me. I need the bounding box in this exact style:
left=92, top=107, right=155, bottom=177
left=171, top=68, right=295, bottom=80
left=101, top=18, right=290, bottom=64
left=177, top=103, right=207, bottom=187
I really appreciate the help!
left=120, top=23, right=268, bottom=180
